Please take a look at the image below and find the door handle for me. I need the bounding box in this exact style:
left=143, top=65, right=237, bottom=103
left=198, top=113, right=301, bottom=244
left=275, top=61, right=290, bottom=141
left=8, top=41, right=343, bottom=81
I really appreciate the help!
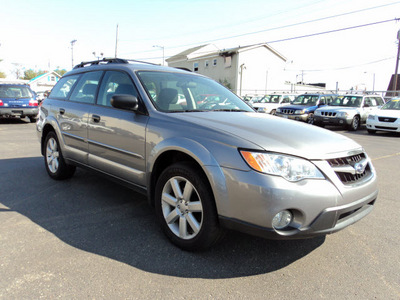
left=59, top=108, right=65, bottom=115
left=92, top=115, right=101, bottom=123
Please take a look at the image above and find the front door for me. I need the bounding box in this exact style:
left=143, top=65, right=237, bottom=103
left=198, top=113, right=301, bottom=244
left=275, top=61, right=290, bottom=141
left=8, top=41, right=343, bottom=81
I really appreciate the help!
left=87, top=71, right=148, bottom=187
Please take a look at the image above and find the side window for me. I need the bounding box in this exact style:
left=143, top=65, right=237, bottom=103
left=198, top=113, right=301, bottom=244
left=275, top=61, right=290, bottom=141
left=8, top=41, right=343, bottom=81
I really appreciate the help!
left=364, top=97, right=372, bottom=107
left=319, top=96, right=326, bottom=105
left=69, top=71, right=103, bottom=104
left=97, top=71, right=138, bottom=107
left=374, top=97, right=384, bottom=106
left=49, top=75, right=80, bottom=100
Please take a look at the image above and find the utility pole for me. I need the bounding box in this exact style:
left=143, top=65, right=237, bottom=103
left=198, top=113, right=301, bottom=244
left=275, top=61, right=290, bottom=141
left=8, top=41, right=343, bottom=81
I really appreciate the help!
left=393, top=29, right=400, bottom=96
left=70, top=40, right=77, bottom=69
left=153, top=45, right=165, bottom=66
left=115, top=24, right=119, bottom=58
left=239, top=63, right=246, bottom=97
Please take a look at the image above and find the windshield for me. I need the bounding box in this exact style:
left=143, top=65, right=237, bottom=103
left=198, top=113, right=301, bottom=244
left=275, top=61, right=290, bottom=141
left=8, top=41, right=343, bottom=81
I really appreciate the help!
left=292, top=95, right=319, bottom=106
left=381, top=99, right=400, bottom=110
left=251, top=95, right=269, bottom=103
left=0, top=85, right=33, bottom=99
left=266, top=95, right=282, bottom=103
left=329, top=95, right=362, bottom=107
left=137, top=71, right=254, bottom=112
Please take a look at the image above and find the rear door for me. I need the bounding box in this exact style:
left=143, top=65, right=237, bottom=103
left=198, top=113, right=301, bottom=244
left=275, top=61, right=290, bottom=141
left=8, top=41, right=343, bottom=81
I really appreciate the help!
left=50, top=71, right=103, bottom=164
left=87, top=70, right=148, bottom=186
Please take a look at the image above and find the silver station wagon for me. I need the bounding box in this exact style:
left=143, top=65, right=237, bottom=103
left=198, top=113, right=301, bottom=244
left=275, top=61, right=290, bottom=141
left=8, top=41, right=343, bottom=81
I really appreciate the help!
left=37, top=58, right=378, bottom=251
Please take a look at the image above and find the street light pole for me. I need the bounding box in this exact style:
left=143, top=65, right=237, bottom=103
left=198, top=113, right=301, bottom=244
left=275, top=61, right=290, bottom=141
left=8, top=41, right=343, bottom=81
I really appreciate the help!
left=393, top=29, right=400, bottom=96
left=153, top=45, right=165, bottom=66
left=70, top=40, right=77, bottom=69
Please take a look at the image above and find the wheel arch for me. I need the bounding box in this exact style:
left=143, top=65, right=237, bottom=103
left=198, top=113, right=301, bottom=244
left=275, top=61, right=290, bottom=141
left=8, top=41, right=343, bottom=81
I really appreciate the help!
left=146, top=138, right=227, bottom=210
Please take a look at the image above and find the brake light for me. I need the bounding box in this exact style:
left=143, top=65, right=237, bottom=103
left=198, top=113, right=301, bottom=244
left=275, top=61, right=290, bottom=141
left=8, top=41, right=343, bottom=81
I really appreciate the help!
left=0, top=100, right=3, bottom=106
left=29, top=99, right=38, bottom=107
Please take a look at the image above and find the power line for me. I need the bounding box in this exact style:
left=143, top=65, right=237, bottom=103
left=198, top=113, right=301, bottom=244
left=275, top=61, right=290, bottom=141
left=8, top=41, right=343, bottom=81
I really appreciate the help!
left=132, top=18, right=399, bottom=61
left=285, top=56, right=395, bottom=72
left=120, top=1, right=400, bottom=56
left=264, top=18, right=399, bottom=45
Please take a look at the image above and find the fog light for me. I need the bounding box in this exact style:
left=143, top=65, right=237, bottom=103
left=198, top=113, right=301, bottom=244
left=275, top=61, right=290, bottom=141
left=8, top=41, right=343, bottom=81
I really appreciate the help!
left=272, top=210, right=293, bottom=230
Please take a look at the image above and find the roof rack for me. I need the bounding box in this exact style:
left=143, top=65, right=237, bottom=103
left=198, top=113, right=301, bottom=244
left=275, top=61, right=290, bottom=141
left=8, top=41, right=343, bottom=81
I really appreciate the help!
left=73, top=57, right=160, bottom=69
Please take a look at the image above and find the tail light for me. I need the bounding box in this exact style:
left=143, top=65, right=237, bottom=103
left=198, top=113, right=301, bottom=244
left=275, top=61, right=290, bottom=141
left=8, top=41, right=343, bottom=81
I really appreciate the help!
left=0, top=100, right=3, bottom=106
left=29, top=99, right=38, bottom=107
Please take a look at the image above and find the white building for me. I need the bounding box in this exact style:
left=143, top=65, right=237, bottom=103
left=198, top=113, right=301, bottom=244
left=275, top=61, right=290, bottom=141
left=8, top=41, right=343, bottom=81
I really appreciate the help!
left=29, top=71, right=61, bottom=93
left=166, top=43, right=292, bottom=96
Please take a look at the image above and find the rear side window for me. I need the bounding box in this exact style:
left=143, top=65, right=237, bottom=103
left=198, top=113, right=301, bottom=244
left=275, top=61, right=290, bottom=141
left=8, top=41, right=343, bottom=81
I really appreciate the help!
left=49, top=75, right=80, bottom=100
left=69, top=71, right=103, bottom=104
left=97, top=71, right=138, bottom=107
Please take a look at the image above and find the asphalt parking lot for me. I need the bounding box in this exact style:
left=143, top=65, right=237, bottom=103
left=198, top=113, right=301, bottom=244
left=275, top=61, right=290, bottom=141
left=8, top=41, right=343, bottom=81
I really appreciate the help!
left=1, top=118, right=399, bottom=299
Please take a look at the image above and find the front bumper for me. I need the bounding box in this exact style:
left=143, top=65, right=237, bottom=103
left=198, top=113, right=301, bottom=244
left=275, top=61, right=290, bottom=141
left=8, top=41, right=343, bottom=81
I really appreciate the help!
left=0, top=107, right=38, bottom=118
left=314, top=115, right=352, bottom=126
left=366, top=119, right=400, bottom=133
left=216, top=160, right=378, bottom=240
left=275, top=113, right=309, bottom=122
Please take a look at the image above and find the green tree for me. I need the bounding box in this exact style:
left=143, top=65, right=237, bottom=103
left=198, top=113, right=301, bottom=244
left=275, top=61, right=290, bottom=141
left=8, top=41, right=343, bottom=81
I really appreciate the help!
left=55, top=69, right=67, bottom=76
left=23, top=69, right=47, bottom=80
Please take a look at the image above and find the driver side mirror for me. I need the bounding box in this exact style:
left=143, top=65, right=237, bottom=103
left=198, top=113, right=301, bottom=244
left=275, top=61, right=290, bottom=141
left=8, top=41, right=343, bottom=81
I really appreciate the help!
left=111, top=94, right=139, bottom=111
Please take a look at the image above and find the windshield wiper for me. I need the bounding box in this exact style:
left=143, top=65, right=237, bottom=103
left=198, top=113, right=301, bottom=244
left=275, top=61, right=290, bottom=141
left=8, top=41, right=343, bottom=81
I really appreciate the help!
left=211, top=109, right=249, bottom=112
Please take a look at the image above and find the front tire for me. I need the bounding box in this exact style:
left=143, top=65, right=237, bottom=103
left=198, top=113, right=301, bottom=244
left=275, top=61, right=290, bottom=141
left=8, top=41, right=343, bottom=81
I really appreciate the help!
left=349, top=115, right=360, bottom=131
left=44, top=131, right=76, bottom=180
left=307, top=113, right=315, bottom=124
left=154, top=162, right=221, bottom=251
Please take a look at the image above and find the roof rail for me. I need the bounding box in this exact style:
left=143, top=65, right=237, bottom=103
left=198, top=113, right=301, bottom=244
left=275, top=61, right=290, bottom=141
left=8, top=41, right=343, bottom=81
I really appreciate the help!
left=73, top=57, right=160, bottom=69
left=74, top=58, right=129, bottom=69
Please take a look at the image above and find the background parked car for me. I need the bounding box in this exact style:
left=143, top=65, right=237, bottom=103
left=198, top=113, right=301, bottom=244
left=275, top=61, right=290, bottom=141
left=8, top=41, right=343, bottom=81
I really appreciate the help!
left=366, top=98, right=400, bottom=134
left=275, top=93, right=337, bottom=123
left=252, top=93, right=297, bottom=114
left=0, top=83, right=38, bottom=122
left=314, top=94, right=385, bottom=131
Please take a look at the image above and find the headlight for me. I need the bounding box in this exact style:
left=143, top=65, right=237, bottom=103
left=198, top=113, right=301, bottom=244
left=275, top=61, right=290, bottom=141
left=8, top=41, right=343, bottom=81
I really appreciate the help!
left=338, top=112, right=349, bottom=118
left=276, top=108, right=281, bottom=113
left=240, top=151, right=325, bottom=182
left=367, top=114, right=375, bottom=120
left=314, top=111, right=321, bottom=116
left=295, top=109, right=305, bottom=114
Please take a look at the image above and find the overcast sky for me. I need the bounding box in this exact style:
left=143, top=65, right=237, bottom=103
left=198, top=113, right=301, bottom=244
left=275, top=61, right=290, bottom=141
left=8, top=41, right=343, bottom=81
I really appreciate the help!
left=0, top=0, right=399, bottom=91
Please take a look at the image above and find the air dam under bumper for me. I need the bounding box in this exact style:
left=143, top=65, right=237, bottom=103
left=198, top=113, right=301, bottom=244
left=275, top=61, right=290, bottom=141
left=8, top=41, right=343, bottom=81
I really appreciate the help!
left=216, top=166, right=378, bottom=240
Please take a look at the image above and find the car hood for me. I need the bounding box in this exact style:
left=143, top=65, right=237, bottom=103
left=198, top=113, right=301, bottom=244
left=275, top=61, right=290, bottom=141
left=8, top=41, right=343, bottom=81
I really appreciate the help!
left=252, top=103, right=279, bottom=108
left=317, top=106, right=358, bottom=112
left=172, top=112, right=361, bottom=159
left=372, top=109, right=400, bottom=117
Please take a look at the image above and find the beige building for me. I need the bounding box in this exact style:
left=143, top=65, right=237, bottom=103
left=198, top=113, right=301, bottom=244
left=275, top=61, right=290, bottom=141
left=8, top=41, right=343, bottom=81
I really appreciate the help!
left=166, top=43, right=289, bottom=96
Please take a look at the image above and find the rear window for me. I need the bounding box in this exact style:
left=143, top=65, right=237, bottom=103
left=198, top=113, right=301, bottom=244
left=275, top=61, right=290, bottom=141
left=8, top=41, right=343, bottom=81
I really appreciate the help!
left=0, top=85, right=33, bottom=99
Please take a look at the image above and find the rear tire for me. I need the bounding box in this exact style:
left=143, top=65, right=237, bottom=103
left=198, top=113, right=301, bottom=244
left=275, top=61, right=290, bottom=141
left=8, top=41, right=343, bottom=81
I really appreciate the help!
left=44, top=131, right=76, bottom=180
left=154, top=162, right=222, bottom=251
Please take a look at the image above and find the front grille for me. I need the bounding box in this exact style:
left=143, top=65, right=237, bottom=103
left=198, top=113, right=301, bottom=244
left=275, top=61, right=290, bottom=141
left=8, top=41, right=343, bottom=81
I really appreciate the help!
left=327, top=153, right=372, bottom=185
left=378, top=117, right=397, bottom=123
left=320, top=111, right=337, bottom=117
left=281, top=109, right=295, bottom=114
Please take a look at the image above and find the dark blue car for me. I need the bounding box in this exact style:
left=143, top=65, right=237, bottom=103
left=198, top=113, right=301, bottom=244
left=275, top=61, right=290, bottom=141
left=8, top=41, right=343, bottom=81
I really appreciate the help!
left=0, top=83, right=38, bottom=122
left=275, top=93, right=337, bottom=123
